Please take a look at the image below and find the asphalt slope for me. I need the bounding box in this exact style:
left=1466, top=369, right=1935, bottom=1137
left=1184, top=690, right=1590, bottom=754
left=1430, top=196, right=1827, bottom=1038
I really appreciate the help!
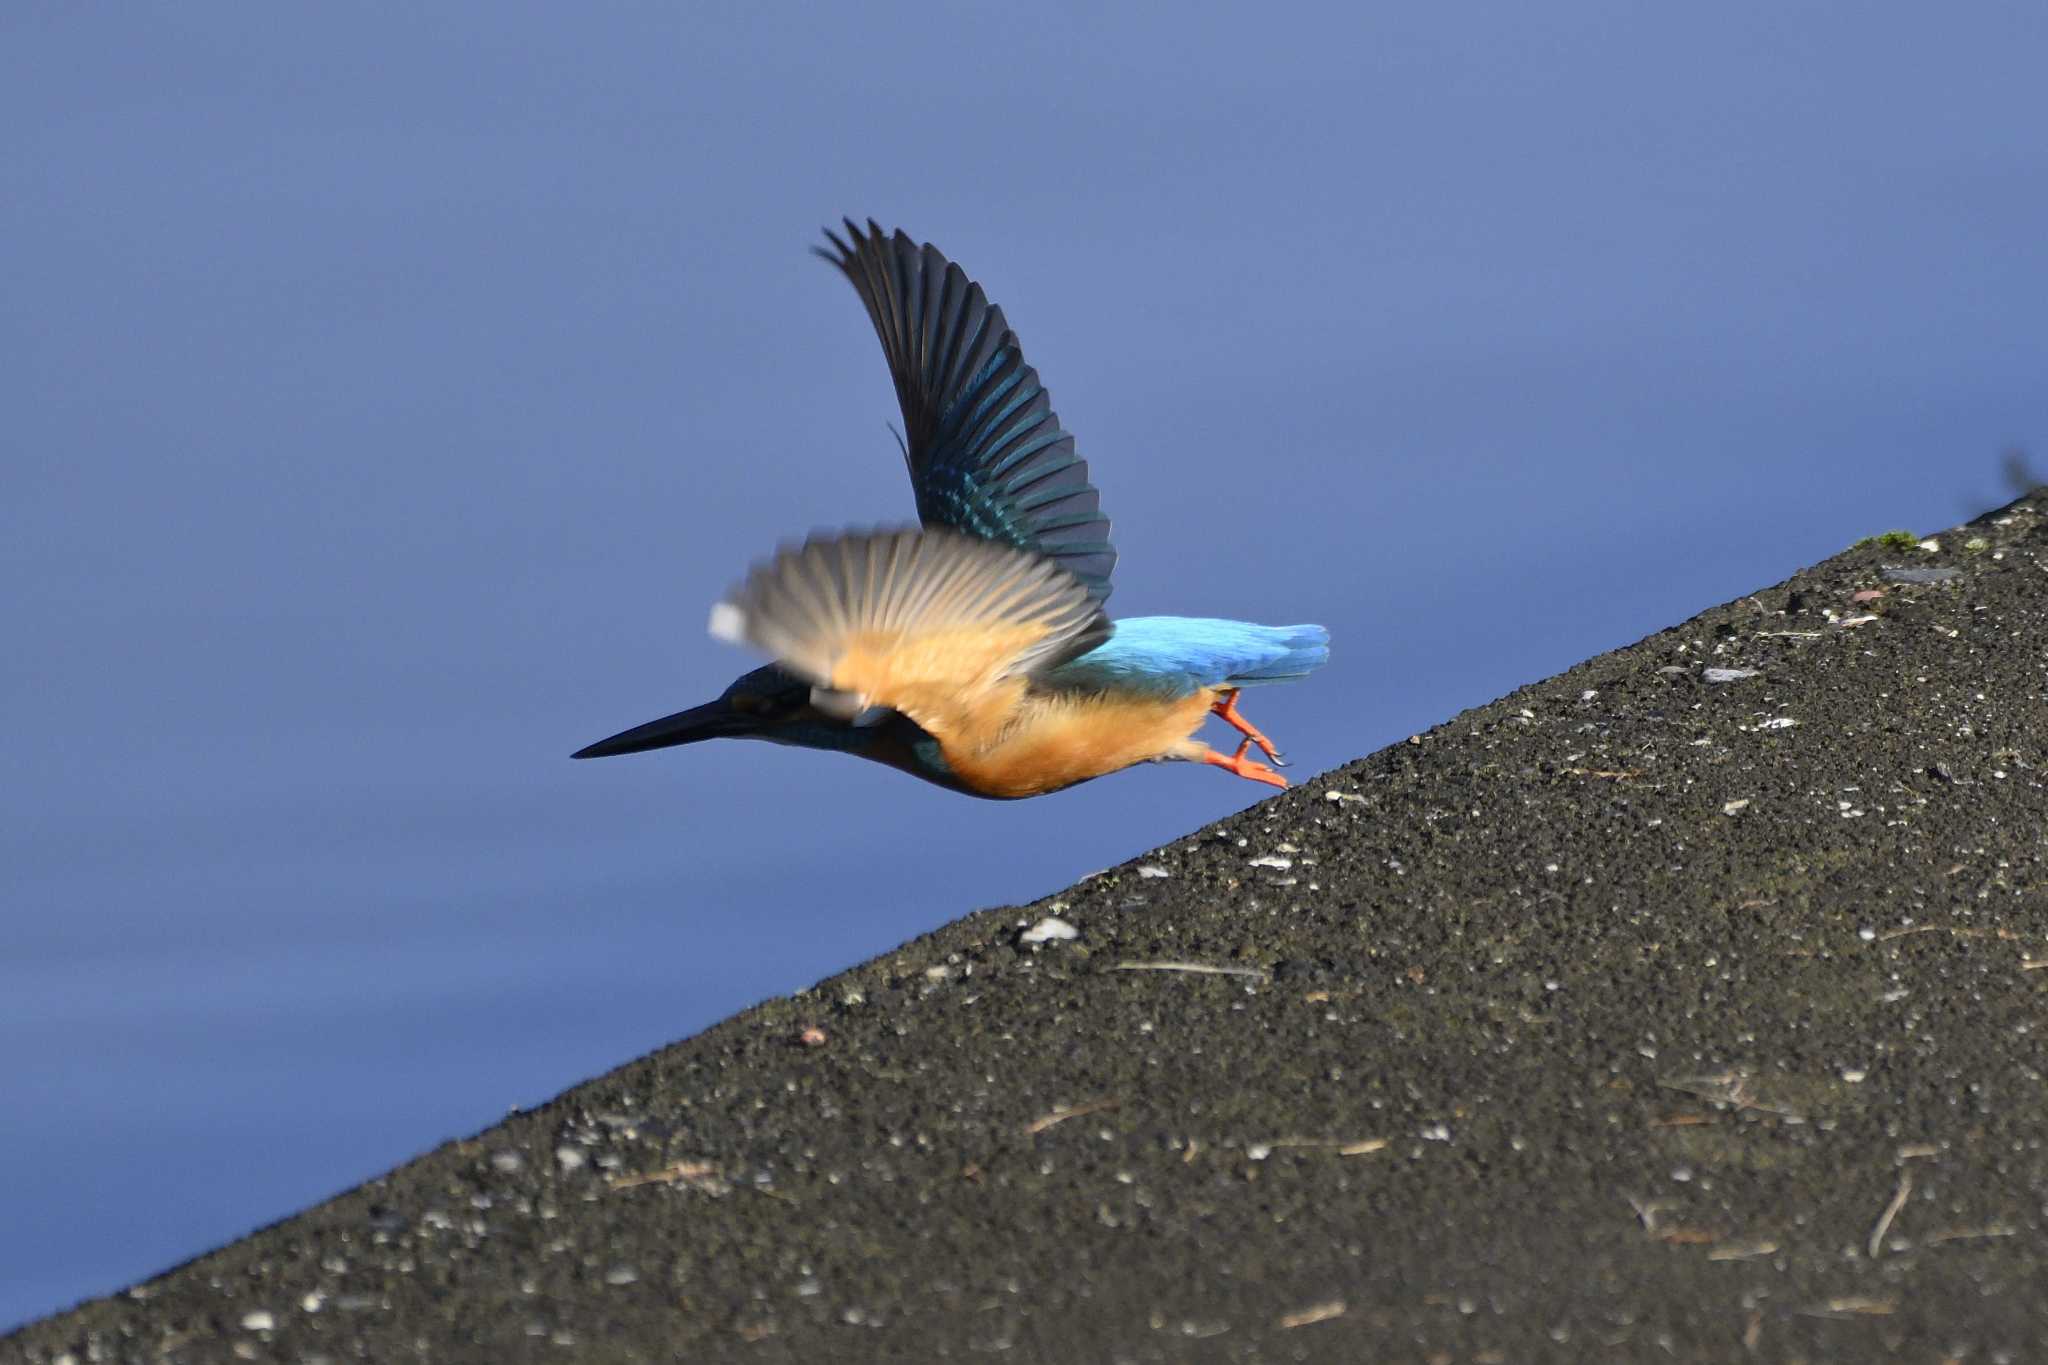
left=11, top=494, right=2047, bottom=1364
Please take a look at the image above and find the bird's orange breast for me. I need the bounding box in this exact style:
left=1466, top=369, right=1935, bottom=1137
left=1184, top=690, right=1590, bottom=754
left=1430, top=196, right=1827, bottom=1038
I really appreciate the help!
left=937, top=689, right=1217, bottom=799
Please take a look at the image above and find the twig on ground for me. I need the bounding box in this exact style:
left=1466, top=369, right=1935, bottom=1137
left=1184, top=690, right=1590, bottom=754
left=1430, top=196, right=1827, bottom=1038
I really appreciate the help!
left=1867, top=1170, right=1912, bottom=1258
left=607, top=1160, right=728, bottom=1193
left=1112, top=961, right=1267, bottom=979
left=1025, top=1097, right=1120, bottom=1135
left=1277, top=1300, right=1346, bottom=1329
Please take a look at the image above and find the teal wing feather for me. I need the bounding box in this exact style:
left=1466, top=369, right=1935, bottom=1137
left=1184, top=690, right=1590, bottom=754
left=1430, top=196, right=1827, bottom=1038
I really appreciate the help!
left=1044, top=617, right=1331, bottom=697
left=815, top=220, right=1117, bottom=604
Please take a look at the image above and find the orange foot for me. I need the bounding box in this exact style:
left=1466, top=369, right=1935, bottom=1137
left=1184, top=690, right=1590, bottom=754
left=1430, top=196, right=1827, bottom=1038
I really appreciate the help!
left=1210, top=688, right=1286, bottom=766
left=1200, top=738, right=1289, bottom=791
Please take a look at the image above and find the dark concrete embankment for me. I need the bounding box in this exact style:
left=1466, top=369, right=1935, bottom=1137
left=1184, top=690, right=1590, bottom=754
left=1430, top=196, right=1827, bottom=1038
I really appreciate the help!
left=12, top=495, right=2048, bottom=1363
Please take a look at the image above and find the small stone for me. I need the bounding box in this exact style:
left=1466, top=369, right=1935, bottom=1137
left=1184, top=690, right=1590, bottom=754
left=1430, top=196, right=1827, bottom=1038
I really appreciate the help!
left=1248, top=855, right=1293, bottom=870
left=1722, top=799, right=1750, bottom=816
left=365, top=1207, right=408, bottom=1235
left=1020, top=916, right=1078, bottom=943
left=554, top=1145, right=587, bottom=1172
left=1881, top=565, right=1961, bottom=584
left=1136, top=864, right=1171, bottom=879
left=1703, top=667, right=1759, bottom=683
left=490, top=1151, right=524, bottom=1174
left=1758, top=717, right=1797, bottom=730
left=604, top=1265, right=639, bottom=1285
left=240, top=1310, right=276, bottom=1332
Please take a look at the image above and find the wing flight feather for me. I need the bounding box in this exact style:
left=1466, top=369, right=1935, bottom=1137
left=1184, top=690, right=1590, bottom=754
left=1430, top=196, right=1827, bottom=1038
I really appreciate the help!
left=815, top=221, right=1118, bottom=603
left=711, top=529, right=1111, bottom=746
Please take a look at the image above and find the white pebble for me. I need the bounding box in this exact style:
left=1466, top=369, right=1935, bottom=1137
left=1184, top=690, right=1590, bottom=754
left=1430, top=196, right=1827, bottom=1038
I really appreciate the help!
left=1021, top=916, right=1078, bottom=943
left=240, top=1310, right=275, bottom=1332
left=1137, top=865, right=1171, bottom=879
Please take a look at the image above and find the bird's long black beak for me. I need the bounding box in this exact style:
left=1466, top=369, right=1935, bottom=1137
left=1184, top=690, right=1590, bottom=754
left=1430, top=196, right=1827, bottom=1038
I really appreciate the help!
left=572, top=698, right=756, bottom=759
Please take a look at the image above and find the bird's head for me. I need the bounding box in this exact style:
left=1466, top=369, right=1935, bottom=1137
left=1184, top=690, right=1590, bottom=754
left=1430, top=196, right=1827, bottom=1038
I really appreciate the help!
left=571, top=664, right=896, bottom=759
left=574, top=662, right=979, bottom=791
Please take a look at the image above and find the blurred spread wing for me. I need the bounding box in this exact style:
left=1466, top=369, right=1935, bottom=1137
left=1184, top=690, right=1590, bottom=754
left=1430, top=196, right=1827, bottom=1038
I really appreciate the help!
left=709, top=529, right=1111, bottom=746
left=815, top=220, right=1118, bottom=605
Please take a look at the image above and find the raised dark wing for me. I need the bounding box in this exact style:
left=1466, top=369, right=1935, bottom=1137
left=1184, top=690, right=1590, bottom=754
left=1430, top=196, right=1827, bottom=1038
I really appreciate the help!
left=816, top=220, right=1117, bottom=605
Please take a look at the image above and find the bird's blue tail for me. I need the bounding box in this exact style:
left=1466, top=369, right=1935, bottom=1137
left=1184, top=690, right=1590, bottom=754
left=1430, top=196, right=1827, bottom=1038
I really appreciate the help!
left=1046, top=617, right=1330, bottom=696
left=1222, top=623, right=1331, bottom=684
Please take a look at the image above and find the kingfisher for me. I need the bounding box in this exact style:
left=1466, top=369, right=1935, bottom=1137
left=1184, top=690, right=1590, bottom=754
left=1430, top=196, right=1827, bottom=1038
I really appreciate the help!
left=573, top=220, right=1329, bottom=799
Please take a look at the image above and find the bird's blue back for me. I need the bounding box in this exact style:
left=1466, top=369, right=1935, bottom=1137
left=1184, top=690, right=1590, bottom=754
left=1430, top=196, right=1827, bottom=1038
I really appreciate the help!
left=1043, top=617, right=1330, bottom=699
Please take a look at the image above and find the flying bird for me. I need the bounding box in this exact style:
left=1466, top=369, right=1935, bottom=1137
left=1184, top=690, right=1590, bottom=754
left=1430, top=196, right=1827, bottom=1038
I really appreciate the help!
left=573, top=221, right=1329, bottom=799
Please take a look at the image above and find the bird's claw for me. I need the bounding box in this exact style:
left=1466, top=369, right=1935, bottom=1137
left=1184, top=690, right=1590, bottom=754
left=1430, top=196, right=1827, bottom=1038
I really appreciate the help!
left=1210, top=689, right=1287, bottom=768
left=1201, top=739, right=1290, bottom=791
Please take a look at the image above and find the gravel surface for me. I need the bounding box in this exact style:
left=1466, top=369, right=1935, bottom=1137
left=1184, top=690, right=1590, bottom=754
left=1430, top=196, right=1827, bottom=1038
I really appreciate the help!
left=11, top=495, right=2047, bottom=1364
